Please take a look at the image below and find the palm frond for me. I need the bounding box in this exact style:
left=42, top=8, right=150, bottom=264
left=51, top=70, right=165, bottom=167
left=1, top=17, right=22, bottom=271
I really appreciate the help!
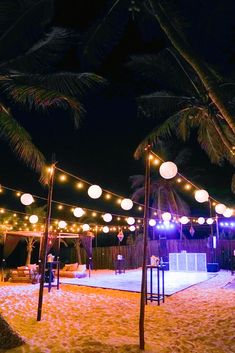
left=1, top=27, right=75, bottom=73
left=0, top=78, right=84, bottom=127
left=129, top=175, right=145, bottom=189
left=137, top=91, right=191, bottom=119
left=172, top=191, right=191, bottom=216
left=10, top=72, right=107, bottom=98
left=0, top=0, right=54, bottom=62
left=173, top=148, right=191, bottom=167
left=128, top=50, right=200, bottom=96
left=197, top=119, right=225, bottom=165
left=134, top=112, right=182, bottom=159
left=0, top=103, right=45, bottom=173
left=79, top=0, right=129, bottom=70
left=0, top=1, right=20, bottom=36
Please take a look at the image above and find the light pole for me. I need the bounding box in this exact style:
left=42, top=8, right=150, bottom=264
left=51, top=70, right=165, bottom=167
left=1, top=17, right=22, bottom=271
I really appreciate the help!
left=139, top=144, right=151, bottom=350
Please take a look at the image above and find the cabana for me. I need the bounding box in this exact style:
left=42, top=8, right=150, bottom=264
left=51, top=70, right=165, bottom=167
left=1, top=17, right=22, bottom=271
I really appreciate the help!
left=2, top=231, right=43, bottom=265
left=58, top=232, right=93, bottom=277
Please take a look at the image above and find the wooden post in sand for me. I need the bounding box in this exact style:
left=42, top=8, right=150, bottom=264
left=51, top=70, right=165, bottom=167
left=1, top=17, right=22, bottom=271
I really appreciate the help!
left=139, top=144, right=151, bottom=350
left=37, top=164, right=55, bottom=321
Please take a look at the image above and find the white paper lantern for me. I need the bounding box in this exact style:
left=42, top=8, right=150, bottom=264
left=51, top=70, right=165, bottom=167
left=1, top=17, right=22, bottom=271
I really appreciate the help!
left=194, top=189, right=209, bottom=203
left=88, top=185, right=102, bottom=199
left=102, top=213, right=112, bottom=222
left=20, top=193, right=34, bottom=206
left=206, top=218, right=214, bottom=225
left=58, top=220, right=67, bottom=229
left=149, top=219, right=156, bottom=227
left=179, top=216, right=189, bottom=224
left=129, top=226, right=135, bottom=231
left=162, top=212, right=172, bottom=222
left=223, top=208, right=233, bottom=218
left=215, top=203, right=226, bottom=214
left=127, top=217, right=135, bottom=225
left=82, top=224, right=90, bottom=231
left=102, top=226, right=109, bottom=233
left=121, top=198, right=133, bottom=210
left=29, top=215, right=38, bottom=224
left=159, top=161, right=178, bottom=179
left=73, top=207, right=85, bottom=217
left=197, top=217, right=205, bottom=225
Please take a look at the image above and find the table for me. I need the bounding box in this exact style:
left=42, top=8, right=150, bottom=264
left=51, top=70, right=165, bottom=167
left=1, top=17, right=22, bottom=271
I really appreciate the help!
left=114, top=259, right=125, bottom=274
left=146, top=265, right=165, bottom=306
left=44, top=261, right=60, bottom=292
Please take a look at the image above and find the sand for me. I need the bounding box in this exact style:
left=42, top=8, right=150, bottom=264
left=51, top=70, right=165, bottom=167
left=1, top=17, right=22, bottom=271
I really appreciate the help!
left=0, top=270, right=234, bottom=353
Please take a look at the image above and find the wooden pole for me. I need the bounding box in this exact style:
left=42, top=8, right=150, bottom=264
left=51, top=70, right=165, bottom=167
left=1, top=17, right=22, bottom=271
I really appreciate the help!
left=37, top=164, right=55, bottom=321
left=139, top=144, right=151, bottom=350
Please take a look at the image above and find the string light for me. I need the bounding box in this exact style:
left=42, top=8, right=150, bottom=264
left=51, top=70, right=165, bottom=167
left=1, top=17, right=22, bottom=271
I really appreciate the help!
left=59, top=174, right=67, bottom=182
left=185, top=184, right=191, bottom=190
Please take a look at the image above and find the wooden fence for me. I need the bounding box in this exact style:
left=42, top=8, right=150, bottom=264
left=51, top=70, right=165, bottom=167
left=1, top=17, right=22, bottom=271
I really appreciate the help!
left=79, top=239, right=235, bottom=270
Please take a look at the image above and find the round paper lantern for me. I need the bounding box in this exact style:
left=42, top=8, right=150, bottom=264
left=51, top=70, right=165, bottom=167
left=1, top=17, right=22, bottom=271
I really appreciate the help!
left=162, top=212, right=172, bottom=222
left=121, top=198, right=133, bottom=210
left=159, top=161, right=178, bottom=179
left=88, top=185, right=102, bottom=199
left=197, top=217, right=205, bottom=225
left=206, top=218, right=214, bottom=225
left=179, top=216, right=189, bottom=224
left=102, top=213, right=112, bottom=222
left=223, top=208, right=233, bottom=218
left=194, top=189, right=209, bottom=203
left=29, top=215, right=38, bottom=224
left=82, top=224, right=90, bottom=231
left=20, top=193, right=34, bottom=206
left=127, top=217, right=135, bottom=225
left=73, top=207, right=85, bottom=217
left=102, top=226, right=109, bottom=233
left=215, top=203, right=226, bottom=214
left=149, top=219, right=156, bottom=227
left=58, top=220, right=67, bottom=229
left=129, top=225, right=135, bottom=231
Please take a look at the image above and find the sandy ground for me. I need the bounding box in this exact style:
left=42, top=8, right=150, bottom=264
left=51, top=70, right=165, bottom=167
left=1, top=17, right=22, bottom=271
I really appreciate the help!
left=0, top=270, right=234, bottom=353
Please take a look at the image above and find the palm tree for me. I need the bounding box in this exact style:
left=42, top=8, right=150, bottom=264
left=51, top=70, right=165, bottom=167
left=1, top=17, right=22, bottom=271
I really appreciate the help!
left=78, top=0, right=235, bottom=162
left=130, top=147, right=190, bottom=217
left=0, top=1, right=105, bottom=177
left=128, top=49, right=235, bottom=168
left=146, top=0, right=235, bottom=134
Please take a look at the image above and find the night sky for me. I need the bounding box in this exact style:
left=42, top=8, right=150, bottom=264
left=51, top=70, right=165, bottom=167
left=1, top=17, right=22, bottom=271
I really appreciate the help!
left=1, top=0, right=235, bottom=213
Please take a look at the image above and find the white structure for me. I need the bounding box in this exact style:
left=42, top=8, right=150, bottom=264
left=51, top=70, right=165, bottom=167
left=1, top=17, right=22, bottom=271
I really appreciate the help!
left=169, top=252, right=207, bottom=272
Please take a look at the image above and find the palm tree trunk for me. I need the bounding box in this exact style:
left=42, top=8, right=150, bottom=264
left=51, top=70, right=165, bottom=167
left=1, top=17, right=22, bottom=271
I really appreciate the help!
left=26, top=249, right=32, bottom=265
left=25, top=238, right=35, bottom=265
left=147, top=0, right=235, bottom=134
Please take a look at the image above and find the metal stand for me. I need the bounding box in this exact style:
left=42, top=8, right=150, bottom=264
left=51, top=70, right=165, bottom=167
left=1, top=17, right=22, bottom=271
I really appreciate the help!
left=146, top=265, right=165, bottom=306
left=44, top=260, right=60, bottom=292
left=114, top=259, right=125, bottom=274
